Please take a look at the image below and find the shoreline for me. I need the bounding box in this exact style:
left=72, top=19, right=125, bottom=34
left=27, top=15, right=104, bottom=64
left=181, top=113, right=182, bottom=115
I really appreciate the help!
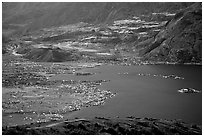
left=2, top=54, right=202, bottom=134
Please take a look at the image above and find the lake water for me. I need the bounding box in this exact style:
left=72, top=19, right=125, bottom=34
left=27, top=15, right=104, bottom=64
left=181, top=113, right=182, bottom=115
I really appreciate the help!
left=54, top=64, right=202, bottom=125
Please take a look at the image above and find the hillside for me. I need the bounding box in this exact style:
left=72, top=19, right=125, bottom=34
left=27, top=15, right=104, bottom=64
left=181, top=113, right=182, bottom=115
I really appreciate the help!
left=137, top=3, right=202, bottom=63
left=3, top=117, right=201, bottom=135
left=19, top=47, right=80, bottom=62
left=2, top=2, right=193, bottom=36
left=3, top=2, right=201, bottom=64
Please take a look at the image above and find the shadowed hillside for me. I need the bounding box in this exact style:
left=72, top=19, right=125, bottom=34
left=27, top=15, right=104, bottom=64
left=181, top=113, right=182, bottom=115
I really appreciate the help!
left=18, top=47, right=80, bottom=62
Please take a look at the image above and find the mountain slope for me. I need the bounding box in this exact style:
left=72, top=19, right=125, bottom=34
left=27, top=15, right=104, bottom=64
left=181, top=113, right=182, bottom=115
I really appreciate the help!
left=137, top=3, right=202, bottom=63
left=3, top=2, right=193, bottom=35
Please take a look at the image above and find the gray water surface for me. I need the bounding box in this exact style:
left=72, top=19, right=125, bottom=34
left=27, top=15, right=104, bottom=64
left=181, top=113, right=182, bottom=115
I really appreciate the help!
left=54, top=64, right=202, bottom=124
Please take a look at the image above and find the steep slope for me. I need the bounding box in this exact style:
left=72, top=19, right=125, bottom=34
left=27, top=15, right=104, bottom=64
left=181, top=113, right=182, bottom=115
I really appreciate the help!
left=2, top=2, right=193, bottom=35
left=137, top=3, right=202, bottom=63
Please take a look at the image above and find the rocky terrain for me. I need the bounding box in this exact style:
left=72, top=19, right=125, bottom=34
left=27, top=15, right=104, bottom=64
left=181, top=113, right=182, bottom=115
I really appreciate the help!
left=138, top=3, right=202, bottom=63
left=3, top=117, right=202, bottom=135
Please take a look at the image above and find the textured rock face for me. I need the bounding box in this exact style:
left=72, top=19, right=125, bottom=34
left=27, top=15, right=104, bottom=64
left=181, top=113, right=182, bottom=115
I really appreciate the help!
left=138, top=3, right=202, bottom=63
